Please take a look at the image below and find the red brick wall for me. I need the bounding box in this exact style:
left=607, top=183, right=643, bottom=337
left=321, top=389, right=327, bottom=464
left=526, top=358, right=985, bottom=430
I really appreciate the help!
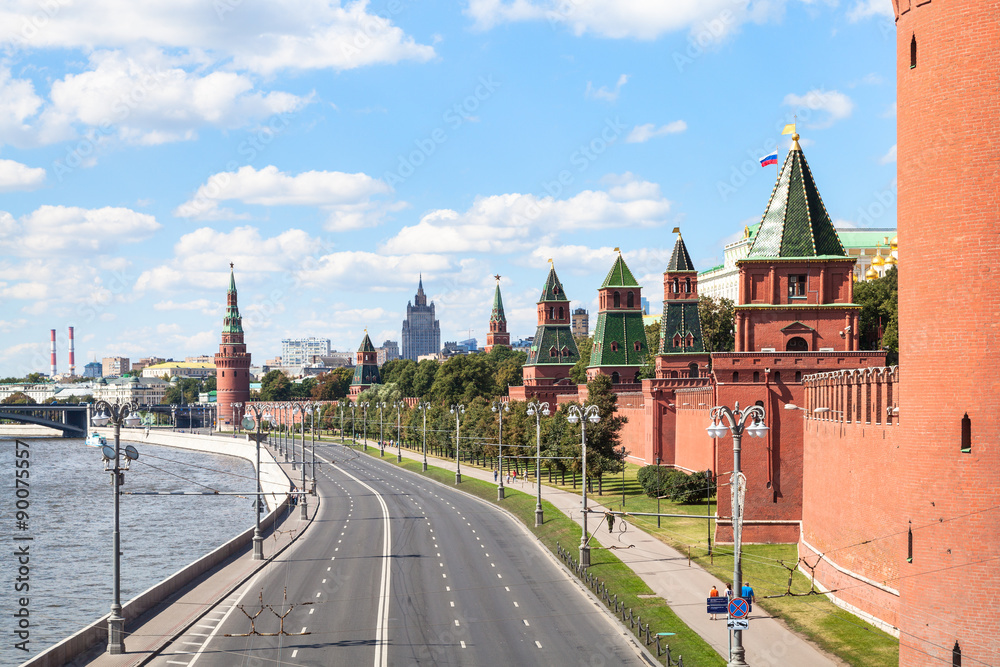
left=896, top=1, right=1000, bottom=664
left=618, top=404, right=647, bottom=462
left=674, top=387, right=714, bottom=473
left=799, top=415, right=901, bottom=633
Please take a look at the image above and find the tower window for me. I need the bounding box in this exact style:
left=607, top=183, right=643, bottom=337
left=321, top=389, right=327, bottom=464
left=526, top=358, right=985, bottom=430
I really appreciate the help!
left=558, top=306, right=564, bottom=320
left=795, top=371, right=802, bottom=382
left=786, top=336, right=809, bottom=352
left=732, top=371, right=739, bottom=382
left=774, top=371, right=781, bottom=382
left=910, top=34, right=917, bottom=69
left=611, top=372, right=620, bottom=384
left=907, top=521, right=913, bottom=563
left=788, top=274, right=807, bottom=298
left=961, top=413, right=971, bottom=453
left=672, top=278, right=679, bottom=294
left=627, top=292, right=634, bottom=308
left=688, top=363, right=699, bottom=379
left=610, top=341, right=618, bottom=352
left=953, top=640, right=962, bottom=667
left=634, top=340, right=642, bottom=352
left=753, top=371, right=760, bottom=383
left=613, top=291, right=621, bottom=308
left=685, top=277, right=691, bottom=293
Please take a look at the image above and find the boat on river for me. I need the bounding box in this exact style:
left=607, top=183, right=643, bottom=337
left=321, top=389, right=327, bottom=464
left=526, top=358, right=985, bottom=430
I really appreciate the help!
left=85, top=432, right=107, bottom=447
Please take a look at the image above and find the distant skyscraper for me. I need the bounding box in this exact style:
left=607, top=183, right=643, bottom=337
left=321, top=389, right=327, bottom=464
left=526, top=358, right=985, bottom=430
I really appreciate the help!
left=83, top=361, right=102, bottom=378
left=571, top=308, right=589, bottom=337
left=402, top=275, right=441, bottom=361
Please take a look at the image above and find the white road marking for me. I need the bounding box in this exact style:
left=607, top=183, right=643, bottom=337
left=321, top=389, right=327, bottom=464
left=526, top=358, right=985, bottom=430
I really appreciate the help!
left=535, top=640, right=543, bottom=648
left=292, top=649, right=298, bottom=657
left=316, top=592, right=322, bottom=598
left=523, top=619, right=530, bottom=626
left=450, top=601, right=455, bottom=607
left=454, top=619, right=460, bottom=627
left=497, top=574, right=503, bottom=579
left=513, top=601, right=519, bottom=608
left=301, top=627, right=307, bottom=634
left=461, top=641, right=467, bottom=648
left=195, top=624, right=215, bottom=629
left=505, top=587, right=510, bottom=592
left=309, top=608, right=315, bottom=614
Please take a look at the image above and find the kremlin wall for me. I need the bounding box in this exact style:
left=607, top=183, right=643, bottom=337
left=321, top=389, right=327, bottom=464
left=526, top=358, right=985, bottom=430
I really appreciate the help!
left=216, top=2, right=998, bottom=662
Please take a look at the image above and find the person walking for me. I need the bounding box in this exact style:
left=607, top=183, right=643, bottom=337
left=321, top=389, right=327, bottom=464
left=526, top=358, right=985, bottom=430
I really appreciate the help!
left=709, top=585, right=720, bottom=620
left=725, top=583, right=734, bottom=600
left=741, top=581, right=756, bottom=614
left=494, top=469, right=498, bottom=482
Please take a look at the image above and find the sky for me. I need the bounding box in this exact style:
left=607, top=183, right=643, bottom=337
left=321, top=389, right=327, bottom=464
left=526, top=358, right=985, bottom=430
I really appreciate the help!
left=0, top=0, right=899, bottom=377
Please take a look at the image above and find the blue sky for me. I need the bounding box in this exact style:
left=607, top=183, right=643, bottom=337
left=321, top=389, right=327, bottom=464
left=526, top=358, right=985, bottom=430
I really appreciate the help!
left=0, top=0, right=898, bottom=376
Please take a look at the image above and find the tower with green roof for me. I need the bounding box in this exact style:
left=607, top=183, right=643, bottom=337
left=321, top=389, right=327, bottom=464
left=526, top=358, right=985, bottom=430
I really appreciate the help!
left=521, top=263, right=579, bottom=389
left=484, top=275, right=510, bottom=353
left=349, top=331, right=381, bottom=396
left=732, top=133, right=862, bottom=354
left=215, top=264, right=251, bottom=430
left=656, top=229, right=709, bottom=380
left=587, top=251, right=648, bottom=385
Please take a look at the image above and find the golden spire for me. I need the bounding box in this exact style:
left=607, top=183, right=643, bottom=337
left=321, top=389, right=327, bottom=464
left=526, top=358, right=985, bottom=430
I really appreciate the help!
left=792, top=132, right=801, bottom=151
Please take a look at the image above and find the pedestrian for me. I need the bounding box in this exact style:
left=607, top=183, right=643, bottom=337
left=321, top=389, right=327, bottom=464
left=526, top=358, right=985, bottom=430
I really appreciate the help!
left=709, top=585, right=720, bottom=620
left=741, top=581, right=755, bottom=613
left=494, top=469, right=498, bottom=482
left=725, top=583, right=734, bottom=600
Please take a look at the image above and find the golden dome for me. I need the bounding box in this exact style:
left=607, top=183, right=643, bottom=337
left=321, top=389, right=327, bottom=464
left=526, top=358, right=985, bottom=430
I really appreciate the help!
left=865, top=267, right=878, bottom=280
left=890, top=235, right=898, bottom=250
left=885, top=254, right=897, bottom=266
left=872, top=254, right=885, bottom=266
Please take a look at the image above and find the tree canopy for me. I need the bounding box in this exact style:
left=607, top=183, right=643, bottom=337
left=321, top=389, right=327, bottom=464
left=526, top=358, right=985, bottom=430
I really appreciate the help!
left=698, top=296, right=736, bottom=353
left=854, top=265, right=898, bottom=364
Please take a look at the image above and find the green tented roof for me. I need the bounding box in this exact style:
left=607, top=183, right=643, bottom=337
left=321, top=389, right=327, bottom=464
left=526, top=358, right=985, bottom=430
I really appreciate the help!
left=525, top=324, right=579, bottom=366
left=746, top=144, right=846, bottom=259
left=600, top=254, right=640, bottom=288
left=589, top=311, right=647, bottom=367
left=490, top=283, right=506, bottom=323
left=667, top=235, right=696, bottom=272
left=538, top=266, right=570, bottom=303
left=659, top=301, right=705, bottom=354
left=222, top=269, right=244, bottom=335
left=351, top=362, right=381, bottom=386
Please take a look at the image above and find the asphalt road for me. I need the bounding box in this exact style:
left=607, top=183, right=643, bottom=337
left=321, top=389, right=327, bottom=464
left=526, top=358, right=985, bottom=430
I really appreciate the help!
left=147, top=440, right=652, bottom=667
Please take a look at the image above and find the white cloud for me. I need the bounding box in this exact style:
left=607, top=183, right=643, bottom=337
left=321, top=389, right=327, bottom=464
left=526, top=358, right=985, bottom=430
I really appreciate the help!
left=847, top=0, right=894, bottom=22
left=783, top=89, right=854, bottom=129
left=466, top=0, right=764, bottom=40
left=153, top=299, right=220, bottom=316
left=43, top=51, right=310, bottom=146
left=0, top=158, right=45, bottom=190
left=0, top=68, right=44, bottom=147
left=879, top=144, right=897, bottom=164
left=0, top=205, right=159, bottom=257
left=0, top=1, right=435, bottom=75
left=381, top=174, right=672, bottom=255
left=174, top=165, right=394, bottom=229
left=585, top=74, right=628, bottom=102
left=526, top=245, right=672, bottom=280
left=625, top=120, right=687, bottom=143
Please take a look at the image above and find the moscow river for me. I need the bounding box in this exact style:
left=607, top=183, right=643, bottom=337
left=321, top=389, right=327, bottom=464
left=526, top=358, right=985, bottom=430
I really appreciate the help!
left=1, top=436, right=257, bottom=665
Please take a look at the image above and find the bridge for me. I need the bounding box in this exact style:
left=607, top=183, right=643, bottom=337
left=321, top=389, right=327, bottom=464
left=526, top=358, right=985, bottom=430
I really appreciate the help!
left=0, top=404, right=89, bottom=437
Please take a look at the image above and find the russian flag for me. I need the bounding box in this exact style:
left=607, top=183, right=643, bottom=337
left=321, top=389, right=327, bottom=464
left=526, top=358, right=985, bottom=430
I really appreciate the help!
left=759, top=153, right=778, bottom=167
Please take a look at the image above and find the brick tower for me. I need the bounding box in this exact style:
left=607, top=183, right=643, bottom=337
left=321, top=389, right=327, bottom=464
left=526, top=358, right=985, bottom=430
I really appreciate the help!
left=713, top=136, right=881, bottom=543
left=215, top=264, right=251, bottom=430
left=894, top=2, right=1000, bottom=664
left=349, top=331, right=381, bottom=397
left=483, top=275, right=510, bottom=353
left=587, top=250, right=647, bottom=385
left=656, top=229, right=707, bottom=379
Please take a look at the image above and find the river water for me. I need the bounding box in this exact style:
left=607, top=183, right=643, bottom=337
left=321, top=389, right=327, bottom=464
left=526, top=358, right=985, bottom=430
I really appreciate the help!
left=1, top=437, right=257, bottom=665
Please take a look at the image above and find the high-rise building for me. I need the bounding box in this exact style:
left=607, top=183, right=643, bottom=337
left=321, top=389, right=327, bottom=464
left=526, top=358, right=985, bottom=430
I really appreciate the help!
left=377, top=340, right=400, bottom=366
left=215, top=266, right=251, bottom=430
left=83, top=361, right=102, bottom=378
left=571, top=308, right=589, bottom=337
left=102, top=357, right=130, bottom=377
left=401, top=275, right=440, bottom=361
left=281, top=337, right=331, bottom=366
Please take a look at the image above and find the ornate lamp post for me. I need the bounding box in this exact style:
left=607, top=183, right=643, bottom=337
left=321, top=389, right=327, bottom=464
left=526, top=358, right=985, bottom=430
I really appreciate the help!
left=290, top=402, right=310, bottom=518
left=418, top=402, right=431, bottom=470
left=232, top=402, right=243, bottom=435
left=395, top=401, right=405, bottom=462
left=450, top=404, right=465, bottom=483
left=91, top=400, right=141, bottom=654
left=526, top=400, right=550, bottom=526
left=360, top=401, right=369, bottom=452
left=349, top=403, right=357, bottom=445
left=566, top=404, right=600, bottom=568
left=242, top=403, right=272, bottom=561
left=706, top=401, right=768, bottom=667
left=377, top=401, right=386, bottom=456
left=491, top=400, right=510, bottom=500
left=306, top=403, right=317, bottom=489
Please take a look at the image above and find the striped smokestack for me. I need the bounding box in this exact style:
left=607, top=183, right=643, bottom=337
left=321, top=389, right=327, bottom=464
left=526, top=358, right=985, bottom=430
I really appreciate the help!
left=50, top=329, right=56, bottom=376
left=68, top=326, right=76, bottom=376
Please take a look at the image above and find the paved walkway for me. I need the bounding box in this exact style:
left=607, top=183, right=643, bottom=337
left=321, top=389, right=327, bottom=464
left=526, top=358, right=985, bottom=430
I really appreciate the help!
left=361, top=439, right=842, bottom=667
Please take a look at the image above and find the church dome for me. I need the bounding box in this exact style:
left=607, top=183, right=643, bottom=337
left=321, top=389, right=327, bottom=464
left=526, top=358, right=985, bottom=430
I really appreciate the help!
left=890, top=235, right=898, bottom=250
left=885, top=254, right=897, bottom=266
left=865, top=267, right=878, bottom=280
left=872, top=254, right=885, bottom=267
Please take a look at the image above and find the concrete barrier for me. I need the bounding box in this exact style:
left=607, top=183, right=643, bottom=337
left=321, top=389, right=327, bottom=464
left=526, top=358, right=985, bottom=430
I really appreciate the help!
left=19, top=431, right=292, bottom=667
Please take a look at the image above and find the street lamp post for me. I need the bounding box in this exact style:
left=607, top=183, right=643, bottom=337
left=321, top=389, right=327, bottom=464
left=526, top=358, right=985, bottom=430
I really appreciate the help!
left=621, top=445, right=627, bottom=509
left=291, top=405, right=300, bottom=471
left=232, top=402, right=243, bottom=436
left=656, top=455, right=661, bottom=528
left=243, top=403, right=272, bottom=561
left=290, top=402, right=309, bottom=519
left=706, top=401, right=768, bottom=667
left=418, top=402, right=430, bottom=470
left=491, top=401, right=510, bottom=500
left=395, top=401, right=404, bottom=462
left=360, top=401, right=369, bottom=452
left=450, top=404, right=465, bottom=483
left=526, top=401, right=551, bottom=527
left=378, top=401, right=386, bottom=456
left=91, top=400, right=141, bottom=655
left=567, top=404, right=600, bottom=568
left=339, top=403, right=344, bottom=443
left=349, top=403, right=357, bottom=445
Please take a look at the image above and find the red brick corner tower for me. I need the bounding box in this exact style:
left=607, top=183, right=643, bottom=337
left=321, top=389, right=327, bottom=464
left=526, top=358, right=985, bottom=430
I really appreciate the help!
left=713, top=135, right=883, bottom=544
left=215, top=264, right=251, bottom=430
left=349, top=331, right=381, bottom=397
left=483, top=275, right=510, bottom=353
left=895, top=2, right=1000, bottom=664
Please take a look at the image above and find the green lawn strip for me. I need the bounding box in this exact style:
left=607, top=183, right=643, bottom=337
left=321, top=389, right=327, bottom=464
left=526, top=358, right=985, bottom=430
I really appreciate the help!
left=352, top=445, right=725, bottom=666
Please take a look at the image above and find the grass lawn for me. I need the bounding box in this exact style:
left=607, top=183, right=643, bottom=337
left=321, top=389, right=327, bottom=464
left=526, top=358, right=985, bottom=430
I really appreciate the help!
left=347, top=442, right=725, bottom=666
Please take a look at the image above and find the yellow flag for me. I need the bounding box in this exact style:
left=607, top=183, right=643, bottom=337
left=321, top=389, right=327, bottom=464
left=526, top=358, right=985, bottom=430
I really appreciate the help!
left=672, top=227, right=680, bottom=234
left=782, top=123, right=796, bottom=135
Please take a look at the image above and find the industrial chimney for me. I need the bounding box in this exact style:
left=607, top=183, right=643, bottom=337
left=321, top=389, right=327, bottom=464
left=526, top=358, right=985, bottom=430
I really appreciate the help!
left=49, top=329, right=56, bottom=377
left=68, top=326, right=76, bottom=376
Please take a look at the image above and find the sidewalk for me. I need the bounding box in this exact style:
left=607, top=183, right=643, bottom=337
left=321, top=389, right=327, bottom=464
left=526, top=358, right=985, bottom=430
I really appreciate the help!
left=360, top=438, right=841, bottom=667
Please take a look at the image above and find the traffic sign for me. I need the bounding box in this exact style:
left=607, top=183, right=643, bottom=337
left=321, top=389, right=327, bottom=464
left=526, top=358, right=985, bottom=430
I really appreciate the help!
left=728, top=619, right=749, bottom=631
left=707, top=597, right=729, bottom=614
left=728, top=597, right=749, bottom=619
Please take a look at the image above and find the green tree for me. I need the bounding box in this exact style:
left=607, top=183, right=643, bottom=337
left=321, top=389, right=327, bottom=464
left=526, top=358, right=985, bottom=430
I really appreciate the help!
left=699, top=296, right=736, bottom=353
left=161, top=378, right=201, bottom=404
left=854, top=265, right=898, bottom=364
left=579, top=373, right=627, bottom=481
left=569, top=336, right=593, bottom=384
left=291, top=377, right=317, bottom=399
left=638, top=321, right=660, bottom=380
left=203, top=375, right=217, bottom=392
left=312, top=367, right=353, bottom=401
left=413, top=359, right=439, bottom=397
left=428, top=354, right=495, bottom=404
left=2, top=391, right=36, bottom=405
left=259, top=370, right=292, bottom=401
